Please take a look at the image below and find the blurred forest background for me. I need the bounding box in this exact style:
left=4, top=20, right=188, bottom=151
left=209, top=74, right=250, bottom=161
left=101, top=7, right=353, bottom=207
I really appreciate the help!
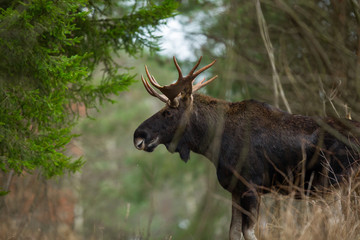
left=1, top=0, right=360, bottom=239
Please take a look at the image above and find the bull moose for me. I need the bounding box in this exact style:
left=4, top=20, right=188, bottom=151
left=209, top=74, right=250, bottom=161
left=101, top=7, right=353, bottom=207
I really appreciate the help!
left=133, top=57, right=360, bottom=240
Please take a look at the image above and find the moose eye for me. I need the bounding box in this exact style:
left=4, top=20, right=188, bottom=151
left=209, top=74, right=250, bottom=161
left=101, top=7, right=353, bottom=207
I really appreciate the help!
left=162, top=109, right=172, bottom=117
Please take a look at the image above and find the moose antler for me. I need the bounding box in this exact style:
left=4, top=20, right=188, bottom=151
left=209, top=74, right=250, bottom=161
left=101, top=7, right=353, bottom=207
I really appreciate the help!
left=141, top=56, right=217, bottom=107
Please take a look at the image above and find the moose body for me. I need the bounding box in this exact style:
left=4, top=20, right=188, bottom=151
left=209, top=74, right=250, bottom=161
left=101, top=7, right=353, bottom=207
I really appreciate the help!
left=133, top=57, right=360, bottom=240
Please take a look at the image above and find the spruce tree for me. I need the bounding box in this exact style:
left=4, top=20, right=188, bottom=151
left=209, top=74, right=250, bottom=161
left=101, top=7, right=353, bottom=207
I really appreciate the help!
left=0, top=0, right=178, bottom=181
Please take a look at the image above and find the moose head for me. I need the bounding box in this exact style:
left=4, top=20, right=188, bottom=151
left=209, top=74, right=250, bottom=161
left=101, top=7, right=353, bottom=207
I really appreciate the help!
left=133, top=56, right=217, bottom=161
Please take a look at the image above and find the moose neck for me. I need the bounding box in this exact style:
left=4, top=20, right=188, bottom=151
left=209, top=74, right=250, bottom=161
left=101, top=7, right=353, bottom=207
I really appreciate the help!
left=182, top=94, right=230, bottom=163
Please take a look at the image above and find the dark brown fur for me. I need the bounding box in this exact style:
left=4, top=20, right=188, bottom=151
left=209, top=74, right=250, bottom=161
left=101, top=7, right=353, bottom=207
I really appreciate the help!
left=134, top=93, right=360, bottom=240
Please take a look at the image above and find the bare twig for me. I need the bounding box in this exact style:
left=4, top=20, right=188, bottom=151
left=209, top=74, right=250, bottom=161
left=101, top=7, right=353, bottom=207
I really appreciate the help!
left=255, top=0, right=292, bottom=113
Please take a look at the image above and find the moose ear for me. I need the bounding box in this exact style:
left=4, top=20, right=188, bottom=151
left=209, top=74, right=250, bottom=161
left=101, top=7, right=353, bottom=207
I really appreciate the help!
left=180, top=89, right=193, bottom=106
left=168, top=97, right=179, bottom=108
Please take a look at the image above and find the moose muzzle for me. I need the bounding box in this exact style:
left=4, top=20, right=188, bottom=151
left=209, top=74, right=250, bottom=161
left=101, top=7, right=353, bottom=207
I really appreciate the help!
left=133, top=128, right=160, bottom=152
left=134, top=137, right=145, bottom=150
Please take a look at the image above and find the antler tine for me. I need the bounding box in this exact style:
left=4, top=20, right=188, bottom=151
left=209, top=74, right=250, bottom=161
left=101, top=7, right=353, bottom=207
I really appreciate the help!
left=188, top=56, right=203, bottom=76
left=192, top=75, right=218, bottom=92
left=192, top=59, right=217, bottom=79
left=145, top=65, right=162, bottom=88
left=173, top=56, right=183, bottom=79
left=141, top=75, right=154, bottom=95
left=141, top=75, right=168, bottom=103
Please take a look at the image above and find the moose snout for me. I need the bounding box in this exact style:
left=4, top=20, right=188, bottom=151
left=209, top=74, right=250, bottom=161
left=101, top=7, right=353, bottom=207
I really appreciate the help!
left=133, top=128, right=161, bottom=152
left=134, top=137, right=145, bottom=150
left=133, top=129, right=149, bottom=150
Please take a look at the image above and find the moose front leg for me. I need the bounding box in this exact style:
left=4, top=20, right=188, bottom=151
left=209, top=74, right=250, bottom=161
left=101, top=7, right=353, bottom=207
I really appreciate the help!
left=241, top=194, right=258, bottom=240
left=229, top=195, right=244, bottom=240
left=230, top=194, right=258, bottom=240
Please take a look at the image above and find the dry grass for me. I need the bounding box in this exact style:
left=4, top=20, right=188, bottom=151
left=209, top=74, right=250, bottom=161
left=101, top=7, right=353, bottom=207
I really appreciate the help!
left=256, top=174, right=360, bottom=240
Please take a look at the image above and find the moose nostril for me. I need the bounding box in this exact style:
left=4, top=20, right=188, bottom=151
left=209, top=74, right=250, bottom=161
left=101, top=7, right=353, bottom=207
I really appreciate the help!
left=134, top=129, right=150, bottom=150
left=134, top=138, right=145, bottom=150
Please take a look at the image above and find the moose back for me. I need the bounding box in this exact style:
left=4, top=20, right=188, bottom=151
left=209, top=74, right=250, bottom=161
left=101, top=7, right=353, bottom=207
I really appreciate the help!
left=133, top=57, right=360, bottom=240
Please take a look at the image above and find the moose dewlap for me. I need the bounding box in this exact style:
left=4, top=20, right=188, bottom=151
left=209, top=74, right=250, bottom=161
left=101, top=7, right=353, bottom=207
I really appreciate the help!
left=133, top=56, right=360, bottom=240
